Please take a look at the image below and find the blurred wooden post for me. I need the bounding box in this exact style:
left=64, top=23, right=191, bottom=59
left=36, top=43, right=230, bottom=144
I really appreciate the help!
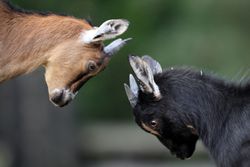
left=0, top=69, right=79, bottom=167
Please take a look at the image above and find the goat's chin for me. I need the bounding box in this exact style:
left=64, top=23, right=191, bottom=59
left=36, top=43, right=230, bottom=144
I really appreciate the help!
left=167, top=146, right=194, bottom=160
left=173, top=151, right=193, bottom=160
left=52, top=100, right=70, bottom=107
left=157, top=137, right=195, bottom=160
left=49, top=88, right=78, bottom=107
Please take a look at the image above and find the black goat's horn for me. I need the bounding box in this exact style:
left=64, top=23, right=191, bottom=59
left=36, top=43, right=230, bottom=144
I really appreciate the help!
left=124, top=74, right=139, bottom=108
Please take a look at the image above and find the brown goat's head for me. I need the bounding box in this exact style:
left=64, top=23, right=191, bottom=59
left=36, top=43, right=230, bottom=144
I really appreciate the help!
left=45, top=19, right=130, bottom=107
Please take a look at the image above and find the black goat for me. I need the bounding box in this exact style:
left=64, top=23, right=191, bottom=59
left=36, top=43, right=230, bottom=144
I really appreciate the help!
left=124, top=55, right=250, bottom=167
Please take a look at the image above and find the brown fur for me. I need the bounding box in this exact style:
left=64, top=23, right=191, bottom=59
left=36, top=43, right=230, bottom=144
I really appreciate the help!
left=0, top=1, right=112, bottom=96
left=0, top=1, right=94, bottom=82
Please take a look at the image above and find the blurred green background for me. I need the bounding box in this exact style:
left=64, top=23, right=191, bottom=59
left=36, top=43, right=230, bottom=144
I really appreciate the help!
left=1, top=0, right=250, bottom=166
left=13, top=0, right=250, bottom=122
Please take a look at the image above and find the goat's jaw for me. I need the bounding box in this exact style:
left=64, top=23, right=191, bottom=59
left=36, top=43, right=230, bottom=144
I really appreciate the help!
left=49, top=88, right=78, bottom=107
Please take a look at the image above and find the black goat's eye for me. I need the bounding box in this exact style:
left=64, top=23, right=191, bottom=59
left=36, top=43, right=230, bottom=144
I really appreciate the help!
left=88, top=61, right=97, bottom=71
left=150, top=120, right=158, bottom=128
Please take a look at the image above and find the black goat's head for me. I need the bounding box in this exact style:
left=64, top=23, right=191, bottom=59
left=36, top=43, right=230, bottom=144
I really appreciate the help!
left=124, top=55, right=199, bottom=160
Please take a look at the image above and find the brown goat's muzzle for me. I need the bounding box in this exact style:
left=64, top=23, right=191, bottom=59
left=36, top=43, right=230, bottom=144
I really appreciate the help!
left=49, top=57, right=109, bottom=107
left=49, top=88, right=77, bottom=107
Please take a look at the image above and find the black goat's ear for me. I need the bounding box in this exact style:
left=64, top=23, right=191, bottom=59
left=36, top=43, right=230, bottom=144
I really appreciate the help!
left=142, top=55, right=162, bottom=75
left=128, top=55, right=162, bottom=100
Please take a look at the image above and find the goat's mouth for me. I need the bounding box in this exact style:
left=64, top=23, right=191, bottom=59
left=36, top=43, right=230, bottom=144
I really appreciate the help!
left=49, top=75, right=91, bottom=107
left=49, top=88, right=78, bottom=107
left=157, top=137, right=194, bottom=160
left=170, top=149, right=192, bottom=160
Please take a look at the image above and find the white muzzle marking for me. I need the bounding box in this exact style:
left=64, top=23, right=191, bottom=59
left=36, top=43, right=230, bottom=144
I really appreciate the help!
left=50, top=88, right=78, bottom=107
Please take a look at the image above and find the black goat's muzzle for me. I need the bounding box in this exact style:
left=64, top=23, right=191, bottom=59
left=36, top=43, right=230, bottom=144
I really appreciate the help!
left=157, top=137, right=196, bottom=160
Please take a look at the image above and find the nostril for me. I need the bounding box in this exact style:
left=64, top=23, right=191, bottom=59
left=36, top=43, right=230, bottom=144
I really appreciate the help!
left=50, top=89, right=64, bottom=104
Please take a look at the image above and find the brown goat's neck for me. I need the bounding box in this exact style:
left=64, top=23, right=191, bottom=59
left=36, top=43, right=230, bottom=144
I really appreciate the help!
left=0, top=1, right=91, bottom=82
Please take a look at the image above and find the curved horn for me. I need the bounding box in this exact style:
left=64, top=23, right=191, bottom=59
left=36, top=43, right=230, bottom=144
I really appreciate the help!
left=128, top=55, right=162, bottom=100
left=104, top=38, right=132, bottom=57
left=129, top=74, right=139, bottom=97
left=124, top=74, right=139, bottom=108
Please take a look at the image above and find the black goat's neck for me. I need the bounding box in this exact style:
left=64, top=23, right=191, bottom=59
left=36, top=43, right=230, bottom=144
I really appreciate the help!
left=196, top=76, right=250, bottom=166
left=157, top=68, right=250, bottom=166
left=193, top=75, right=250, bottom=141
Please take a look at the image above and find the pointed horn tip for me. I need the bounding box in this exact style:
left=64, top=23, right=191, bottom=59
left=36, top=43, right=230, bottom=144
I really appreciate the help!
left=124, top=83, right=129, bottom=88
left=124, top=38, right=132, bottom=42
left=124, top=83, right=132, bottom=94
left=129, top=74, right=137, bottom=84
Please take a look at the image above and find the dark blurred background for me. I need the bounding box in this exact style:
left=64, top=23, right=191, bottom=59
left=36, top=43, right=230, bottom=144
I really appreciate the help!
left=1, top=0, right=250, bottom=166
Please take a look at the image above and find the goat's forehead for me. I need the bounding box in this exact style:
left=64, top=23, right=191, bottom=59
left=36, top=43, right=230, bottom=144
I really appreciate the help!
left=66, top=44, right=104, bottom=63
left=134, top=107, right=156, bottom=119
left=84, top=42, right=104, bottom=49
left=81, top=43, right=104, bottom=56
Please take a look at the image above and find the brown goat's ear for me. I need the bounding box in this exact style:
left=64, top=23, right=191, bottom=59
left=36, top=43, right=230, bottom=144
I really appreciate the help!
left=129, top=55, right=162, bottom=100
left=81, top=19, right=129, bottom=44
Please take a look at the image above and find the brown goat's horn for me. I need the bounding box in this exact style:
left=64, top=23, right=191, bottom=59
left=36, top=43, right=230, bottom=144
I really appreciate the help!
left=104, top=38, right=132, bottom=57
left=128, top=55, right=162, bottom=100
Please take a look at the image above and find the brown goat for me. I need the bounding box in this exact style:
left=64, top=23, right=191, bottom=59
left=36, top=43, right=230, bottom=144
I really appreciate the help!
left=0, top=1, right=130, bottom=107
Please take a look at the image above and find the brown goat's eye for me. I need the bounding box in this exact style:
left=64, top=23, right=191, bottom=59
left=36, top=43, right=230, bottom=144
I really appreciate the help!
left=88, top=61, right=97, bottom=71
left=150, top=120, right=158, bottom=128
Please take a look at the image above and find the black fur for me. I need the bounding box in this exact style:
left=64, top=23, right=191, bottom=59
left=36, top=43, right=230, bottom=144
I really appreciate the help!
left=132, top=67, right=250, bottom=167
